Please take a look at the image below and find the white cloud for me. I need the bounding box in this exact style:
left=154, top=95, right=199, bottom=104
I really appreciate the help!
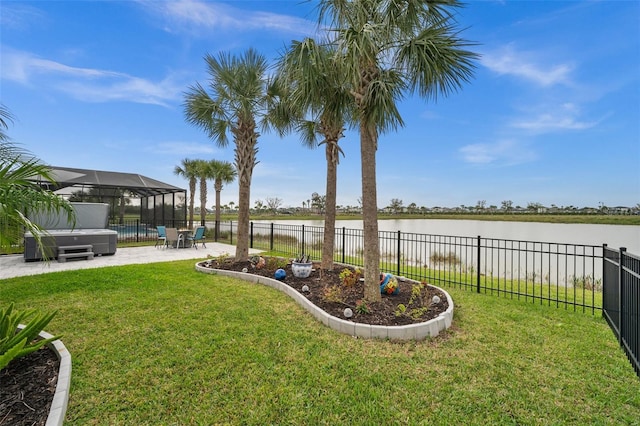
left=151, top=142, right=217, bottom=156
left=2, top=50, right=122, bottom=83
left=481, top=44, right=573, bottom=87
left=0, top=3, right=45, bottom=31
left=1, top=48, right=183, bottom=106
left=139, top=0, right=315, bottom=37
left=459, top=139, right=536, bottom=166
left=511, top=103, right=602, bottom=133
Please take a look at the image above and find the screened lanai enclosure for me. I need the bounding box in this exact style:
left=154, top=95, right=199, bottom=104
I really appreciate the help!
left=37, top=166, right=187, bottom=242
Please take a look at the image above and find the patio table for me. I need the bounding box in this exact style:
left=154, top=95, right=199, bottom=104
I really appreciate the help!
left=176, top=229, right=193, bottom=248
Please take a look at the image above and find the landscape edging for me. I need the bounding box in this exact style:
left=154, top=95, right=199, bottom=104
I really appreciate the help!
left=194, top=262, right=454, bottom=341
left=15, top=326, right=71, bottom=426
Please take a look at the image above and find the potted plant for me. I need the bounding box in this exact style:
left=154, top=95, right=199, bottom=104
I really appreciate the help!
left=291, top=254, right=313, bottom=278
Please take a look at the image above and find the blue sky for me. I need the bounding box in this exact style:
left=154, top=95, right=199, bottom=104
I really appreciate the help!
left=1, top=0, right=638, bottom=210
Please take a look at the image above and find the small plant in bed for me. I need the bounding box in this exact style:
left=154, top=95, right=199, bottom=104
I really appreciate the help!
left=200, top=256, right=448, bottom=326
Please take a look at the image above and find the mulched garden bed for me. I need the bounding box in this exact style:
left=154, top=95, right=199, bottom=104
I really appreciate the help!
left=0, top=346, right=59, bottom=426
left=200, top=256, right=449, bottom=326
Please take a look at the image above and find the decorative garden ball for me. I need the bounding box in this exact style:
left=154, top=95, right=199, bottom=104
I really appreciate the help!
left=432, top=295, right=441, bottom=304
left=301, top=285, right=310, bottom=293
left=343, top=308, right=353, bottom=318
left=242, top=267, right=248, bottom=273
left=274, top=268, right=286, bottom=281
left=379, top=273, right=400, bottom=295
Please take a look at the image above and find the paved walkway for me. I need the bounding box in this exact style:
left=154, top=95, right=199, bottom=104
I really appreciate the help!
left=0, top=243, right=262, bottom=280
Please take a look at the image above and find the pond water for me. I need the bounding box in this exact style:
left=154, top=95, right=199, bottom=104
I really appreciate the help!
left=251, top=218, right=640, bottom=254
left=241, top=219, right=639, bottom=287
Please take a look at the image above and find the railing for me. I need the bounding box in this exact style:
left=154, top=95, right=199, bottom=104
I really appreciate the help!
left=216, top=221, right=604, bottom=314
left=603, top=246, right=640, bottom=378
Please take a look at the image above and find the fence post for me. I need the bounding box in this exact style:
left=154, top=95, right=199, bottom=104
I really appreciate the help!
left=270, top=223, right=274, bottom=251
left=603, top=244, right=608, bottom=319
left=619, top=247, right=627, bottom=346
left=136, top=219, right=140, bottom=243
left=214, top=220, right=219, bottom=242
left=477, top=235, right=481, bottom=293
left=250, top=222, right=254, bottom=248
left=397, top=230, right=401, bottom=276
left=301, top=225, right=305, bottom=255
left=229, top=221, right=233, bottom=245
left=341, top=227, right=346, bottom=264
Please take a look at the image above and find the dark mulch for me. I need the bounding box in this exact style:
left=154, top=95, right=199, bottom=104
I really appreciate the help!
left=0, top=346, right=59, bottom=426
left=201, top=256, right=449, bottom=326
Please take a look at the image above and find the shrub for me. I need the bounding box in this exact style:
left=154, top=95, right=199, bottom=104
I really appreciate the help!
left=571, top=275, right=603, bottom=292
left=266, top=257, right=287, bottom=270
left=355, top=300, right=370, bottom=314
left=0, top=303, right=61, bottom=370
left=429, top=252, right=461, bottom=265
left=394, top=281, right=435, bottom=320
left=322, top=285, right=344, bottom=303
left=339, top=267, right=362, bottom=287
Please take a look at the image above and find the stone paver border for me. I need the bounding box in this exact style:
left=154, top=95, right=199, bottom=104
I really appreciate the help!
left=195, top=262, right=454, bottom=340
left=16, top=327, right=71, bottom=426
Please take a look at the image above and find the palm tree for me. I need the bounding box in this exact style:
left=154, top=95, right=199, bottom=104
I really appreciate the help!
left=184, top=48, right=283, bottom=261
left=276, top=38, right=353, bottom=271
left=174, top=158, right=199, bottom=229
left=318, top=0, right=478, bottom=301
left=193, top=159, right=213, bottom=226
left=0, top=105, right=74, bottom=258
left=209, top=160, right=236, bottom=239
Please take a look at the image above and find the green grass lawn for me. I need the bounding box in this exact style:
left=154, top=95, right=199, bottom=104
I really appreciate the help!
left=1, top=260, right=638, bottom=425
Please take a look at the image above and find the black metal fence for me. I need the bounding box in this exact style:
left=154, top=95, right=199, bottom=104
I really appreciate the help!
left=603, top=246, right=640, bottom=378
left=217, top=221, right=605, bottom=314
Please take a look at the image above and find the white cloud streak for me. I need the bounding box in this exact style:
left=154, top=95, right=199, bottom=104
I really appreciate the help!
left=510, top=103, right=602, bottom=134
left=0, top=3, right=46, bottom=31
left=151, top=142, right=217, bottom=156
left=459, top=139, right=536, bottom=166
left=481, top=44, right=573, bottom=87
left=1, top=48, right=183, bottom=106
left=139, top=0, right=315, bottom=37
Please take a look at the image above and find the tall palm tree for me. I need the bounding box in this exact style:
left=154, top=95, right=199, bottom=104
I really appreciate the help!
left=0, top=105, right=74, bottom=258
left=318, top=0, right=478, bottom=301
left=276, top=38, right=354, bottom=271
left=174, top=158, right=198, bottom=229
left=184, top=48, right=283, bottom=261
left=193, top=159, right=213, bottom=226
left=209, top=159, right=236, bottom=239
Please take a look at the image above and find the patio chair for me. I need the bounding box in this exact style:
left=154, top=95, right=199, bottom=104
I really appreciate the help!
left=187, top=226, right=206, bottom=249
left=165, top=227, right=185, bottom=249
left=155, top=226, right=167, bottom=248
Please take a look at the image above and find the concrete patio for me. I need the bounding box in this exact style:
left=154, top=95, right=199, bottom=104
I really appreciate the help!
left=0, top=243, right=262, bottom=280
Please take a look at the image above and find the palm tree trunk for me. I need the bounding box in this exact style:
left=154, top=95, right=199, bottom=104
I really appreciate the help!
left=360, top=122, right=381, bottom=302
left=321, top=141, right=339, bottom=271
left=119, top=192, right=125, bottom=225
left=215, top=183, right=222, bottom=241
left=234, top=128, right=257, bottom=262
left=236, top=177, right=251, bottom=261
left=188, top=180, right=196, bottom=229
left=199, top=178, right=207, bottom=226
